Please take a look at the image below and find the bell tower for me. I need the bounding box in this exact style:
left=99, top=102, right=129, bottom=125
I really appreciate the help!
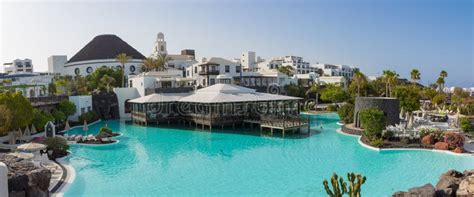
left=155, top=32, right=167, bottom=56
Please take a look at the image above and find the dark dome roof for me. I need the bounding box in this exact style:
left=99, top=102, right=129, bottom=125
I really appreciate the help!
left=68, top=34, right=145, bottom=63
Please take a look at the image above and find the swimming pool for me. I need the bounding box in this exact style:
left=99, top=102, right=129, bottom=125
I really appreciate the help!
left=64, top=113, right=474, bottom=196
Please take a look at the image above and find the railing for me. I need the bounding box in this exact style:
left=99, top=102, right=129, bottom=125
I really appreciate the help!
left=198, top=70, right=219, bottom=75
left=29, top=95, right=68, bottom=106
left=145, top=87, right=194, bottom=95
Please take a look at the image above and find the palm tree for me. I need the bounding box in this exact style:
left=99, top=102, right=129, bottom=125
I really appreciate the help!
left=440, top=70, right=448, bottom=78
left=100, top=75, right=116, bottom=93
left=115, top=53, right=131, bottom=87
left=305, top=82, right=321, bottom=110
left=155, top=54, right=170, bottom=71
left=141, top=57, right=156, bottom=72
left=382, top=70, right=399, bottom=97
left=278, top=65, right=294, bottom=76
left=352, top=71, right=367, bottom=96
left=410, top=69, right=421, bottom=86
left=436, top=77, right=445, bottom=92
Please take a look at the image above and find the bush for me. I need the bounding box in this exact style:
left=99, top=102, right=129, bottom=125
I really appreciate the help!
left=382, top=130, right=394, bottom=139
left=359, top=108, right=386, bottom=140
left=45, top=136, right=69, bottom=158
left=326, top=104, right=338, bottom=112
left=370, top=138, right=385, bottom=147
left=419, top=127, right=444, bottom=142
left=32, top=109, right=54, bottom=132
left=79, top=111, right=99, bottom=123
left=337, top=103, right=354, bottom=123
left=460, top=117, right=473, bottom=132
left=443, top=132, right=464, bottom=149
left=52, top=110, right=66, bottom=122
left=97, top=127, right=113, bottom=138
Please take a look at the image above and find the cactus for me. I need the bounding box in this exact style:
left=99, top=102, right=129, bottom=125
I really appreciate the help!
left=323, top=173, right=347, bottom=197
left=346, top=173, right=366, bottom=197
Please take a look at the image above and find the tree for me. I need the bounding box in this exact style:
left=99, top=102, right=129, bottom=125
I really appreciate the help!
left=436, top=77, right=445, bottom=92
left=116, top=53, right=131, bottom=87
left=86, top=66, right=122, bottom=91
left=440, top=70, right=448, bottom=78
left=52, top=110, right=66, bottom=123
left=306, top=82, right=321, bottom=109
left=31, top=109, right=54, bottom=132
left=278, top=65, right=294, bottom=76
left=432, top=93, right=445, bottom=107
left=0, top=105, right=13, bottom=135
left=359, top=108, right=386, bottom=140
left=141, top=57, right=157, bottom=72
left=155, top=54, right=170, bottom=71
left=352, top=71, right=367, bottom=96
left=100, top=75, right=116, bottom=93
left=382, top=70, right=399, bottom=97
left=58, top=100, right=76, bottom=120
left=410, top=69, right=421, bottom=86
left=393, top=85, right=421, bottom=128
left=321, top=84, right=350, bottom=105
left=0, top=92, right=34, bottom=132
left=54, top=75, right=73, bottom=95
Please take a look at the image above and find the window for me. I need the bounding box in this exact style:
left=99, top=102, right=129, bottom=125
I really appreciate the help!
left=129, top=80, right=133, bottom=87
left=86, top=67, right=93, bottom=73
left=186, top=71, right=190, bottom=77
left=81, top=107, right=85, bottom=114
left=210, top=79, right=215, bottom=85
left=88, top=106, right=91, bottom=112
left=160, top=45, right=164, bottom=51
left=211, top=66, right=216, bottom=72
left=194, top=67, right=197, bottom=73
left=129, top=65, right=136, bottom=72
left=74, top=68, right=80, bottom=75
left=236, top=66, right=241, bottom=73
left=225, top=65, right=230, bottom=73
left=15, top=62, right=23, bottom=67
left=202, top=79, right=206, bottom=86
left=24, top=62, right=31, bottom=67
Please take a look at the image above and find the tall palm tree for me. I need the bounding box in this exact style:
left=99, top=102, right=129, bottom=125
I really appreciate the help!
left=382, top=70, right=398, bottom=97
left=306, top=82, right=321, bottom=110
left=410, top=69, right=421, bottom=86
left=436, top=77, right=445, bottom=92
left=352, top=71, right=367, bottom=96
left=116, top=53, right=131, bottom=87
left=141, top=57, right=156, bottom=72
left=440, top=70, right=448, bottom=78
left=155, top=54, right=170, bottom=71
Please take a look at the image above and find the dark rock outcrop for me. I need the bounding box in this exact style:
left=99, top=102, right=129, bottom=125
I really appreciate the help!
left=0, top=153, right=52, bottom=197
left=92, top=91, right=120, bottom=120
left=393, top=169, right=474, bottom=197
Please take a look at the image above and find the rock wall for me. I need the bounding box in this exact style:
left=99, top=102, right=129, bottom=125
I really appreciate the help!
left=393, top=169, right=474, bottom=197
left=92, top=91, right=120, bottom=120
left=0, top=153, right=51, bottom=197
left=354, top=97, right=400, bottom=128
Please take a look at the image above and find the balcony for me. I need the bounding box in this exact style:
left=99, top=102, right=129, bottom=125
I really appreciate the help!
left=145, top=87, right=194, bottom=95
left=29, top=95, right=68, bottom=107
left=199, top=70, right=219, bottom=75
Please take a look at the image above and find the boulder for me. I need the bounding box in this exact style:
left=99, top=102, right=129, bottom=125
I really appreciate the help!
left=434, top=142, right=449, bottom=150
left=456, top=175, right=474, bottom=197
left=435, top=170, right=464, bottom=197
left=421, top=135, right=434, bottom=145
left=392, top=184, right=435, bottom=197
left=453, top=147, right=464, bottom=153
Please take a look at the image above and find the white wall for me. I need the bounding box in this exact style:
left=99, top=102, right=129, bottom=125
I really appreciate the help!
left=63, top=59, right=144, bottom=77
left=68, top=95, right=92, bottom=121
left=48, top=55, right=67, bottom=74
left=114, top=88, right=140, bottom=118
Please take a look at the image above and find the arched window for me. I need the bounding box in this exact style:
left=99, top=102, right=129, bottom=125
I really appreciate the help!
left=160, top=45, right=164, bottom=51
left=129, top=65, right=136, bottom=72
left=74, top=68, right=80, bottom=75
left=29, top=89, right=35, bottom=97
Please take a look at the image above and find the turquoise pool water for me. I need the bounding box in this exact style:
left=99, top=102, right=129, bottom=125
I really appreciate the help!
left=64, top=113, right=474, bottom=196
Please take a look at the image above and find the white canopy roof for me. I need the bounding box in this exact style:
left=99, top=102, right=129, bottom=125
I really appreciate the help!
left=129, top=84, right=301, bottom=104
left=129, top=93, right=191, bottom=103
left=179, top=84, right=300, bottom=103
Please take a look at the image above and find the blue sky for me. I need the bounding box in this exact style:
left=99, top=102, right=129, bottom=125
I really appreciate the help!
left=1, top=0, right=472, bottom=87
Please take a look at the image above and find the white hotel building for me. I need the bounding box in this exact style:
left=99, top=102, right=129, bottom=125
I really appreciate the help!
left=315, top=64, right=358, bottom=79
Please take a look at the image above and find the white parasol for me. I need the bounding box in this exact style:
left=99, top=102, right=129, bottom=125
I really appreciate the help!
left=65, top=121, right=71, bottom=131
left=24, top=126, right=31, bottom=136
left=83, top=120, right=88, bottom=136
left=30, top=124, right=37, bottom=134
left=7, top=152, right=34, bottom=160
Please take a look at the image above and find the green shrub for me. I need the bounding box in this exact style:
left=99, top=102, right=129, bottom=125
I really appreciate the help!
left=370, top=138, right=385, bottom=147
left=382, top=130, right=394, bottom=139
left=52, top=110, right=66, bottom=122
left=326, top=104, right=338, bottom=112
left=79, top=111, right=99, bottom=123
left=460, top=117, right=473, bottom=132
left=337, top=103, right=354, bottom=123
left=32, top=109, right=54, bottom=132
left=419, top=127, right=444, bottom=142
left=97, top=127, right=113, bottom=138
left=45, top=136, right=69, bottom=158
left=359, top=108, right=386, bottom=140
